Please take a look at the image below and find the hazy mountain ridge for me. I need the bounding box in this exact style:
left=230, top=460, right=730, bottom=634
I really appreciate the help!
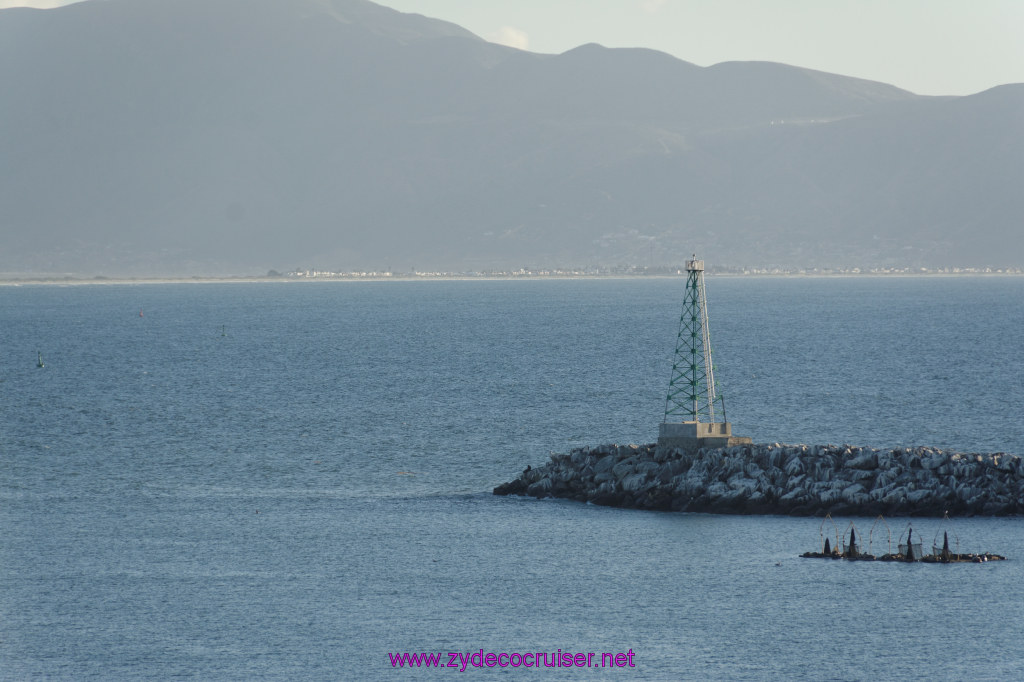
left=1, top=0, right=1020, bottom=275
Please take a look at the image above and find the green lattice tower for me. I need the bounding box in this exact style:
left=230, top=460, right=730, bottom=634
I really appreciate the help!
left=664, top=256, right=720, bottom=423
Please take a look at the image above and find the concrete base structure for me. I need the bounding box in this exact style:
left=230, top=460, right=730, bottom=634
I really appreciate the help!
left=657, top=421, right=752, bottom=452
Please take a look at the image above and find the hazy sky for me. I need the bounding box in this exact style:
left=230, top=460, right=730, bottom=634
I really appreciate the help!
left=3, top=0, right=1022, bottom=96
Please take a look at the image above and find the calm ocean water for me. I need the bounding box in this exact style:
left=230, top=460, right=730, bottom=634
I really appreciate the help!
left=2, top=277, right=1023, bottom=680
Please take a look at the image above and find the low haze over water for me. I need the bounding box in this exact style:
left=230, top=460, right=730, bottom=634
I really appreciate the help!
left=2, top=277, right=1023, bottom=679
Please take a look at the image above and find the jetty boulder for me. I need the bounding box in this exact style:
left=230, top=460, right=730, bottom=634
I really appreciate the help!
left=494, top=443, right=1024, bottom=517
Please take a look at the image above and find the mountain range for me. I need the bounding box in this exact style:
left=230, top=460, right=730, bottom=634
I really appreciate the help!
left=2, top=0, right=1021, bottom=275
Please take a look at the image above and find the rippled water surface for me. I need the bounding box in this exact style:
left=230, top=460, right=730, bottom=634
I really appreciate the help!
left=2, top=277, right=1023, bottom=679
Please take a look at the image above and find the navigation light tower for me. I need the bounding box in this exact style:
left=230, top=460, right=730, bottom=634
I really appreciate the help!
left=658, top=256, right=750, bottom=451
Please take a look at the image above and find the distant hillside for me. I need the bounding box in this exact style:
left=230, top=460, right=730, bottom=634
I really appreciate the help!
left=1, top=0, right=1021, bottom=275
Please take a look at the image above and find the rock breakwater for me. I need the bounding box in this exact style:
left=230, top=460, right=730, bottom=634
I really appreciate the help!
left=493, top=443, right=1024, bottom=516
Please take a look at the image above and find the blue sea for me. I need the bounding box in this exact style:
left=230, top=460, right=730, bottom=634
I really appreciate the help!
left=2, top=276, right=1023, bottom=680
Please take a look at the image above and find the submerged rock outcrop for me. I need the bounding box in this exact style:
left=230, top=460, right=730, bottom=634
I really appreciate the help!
left=493, top=443, right=1024, bottom=516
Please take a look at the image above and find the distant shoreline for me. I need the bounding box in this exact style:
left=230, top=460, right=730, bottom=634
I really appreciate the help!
left=1, top=270, right=1023, bottom=286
